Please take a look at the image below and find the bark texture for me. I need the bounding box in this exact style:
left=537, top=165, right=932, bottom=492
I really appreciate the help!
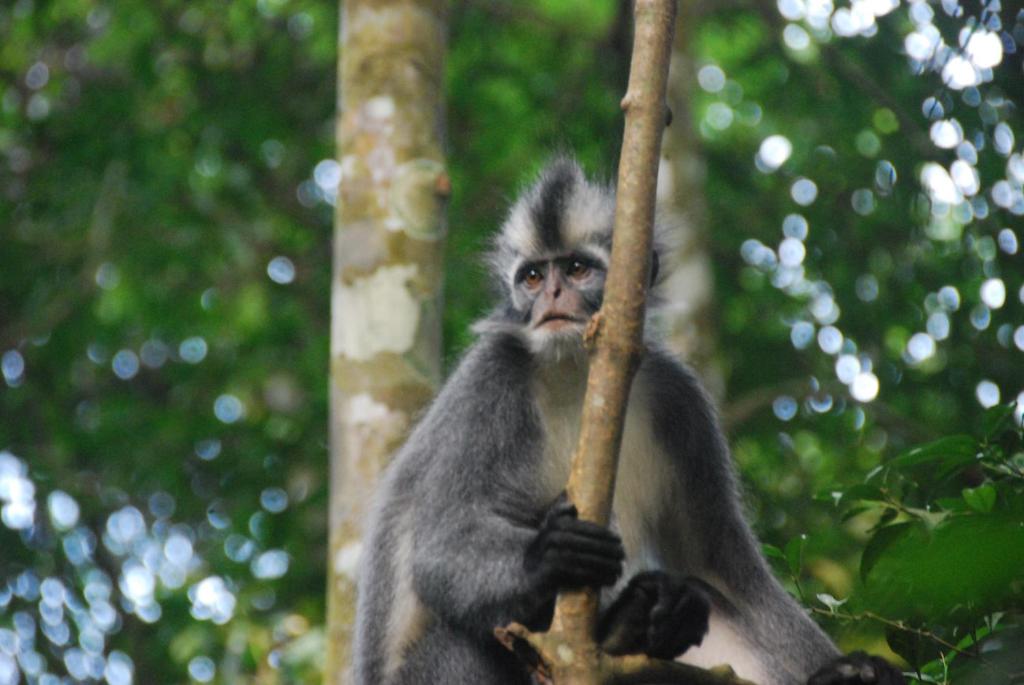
left=325, top=2, right=448, bottom=682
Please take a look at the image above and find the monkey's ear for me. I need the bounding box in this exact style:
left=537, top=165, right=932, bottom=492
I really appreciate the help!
left=649, top=251, right=660, bottom=287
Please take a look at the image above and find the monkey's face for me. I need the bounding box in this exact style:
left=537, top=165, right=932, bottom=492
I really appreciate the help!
left=483, top=157, right=664, bottom=358
left=512, top=251, right=606, bottom=352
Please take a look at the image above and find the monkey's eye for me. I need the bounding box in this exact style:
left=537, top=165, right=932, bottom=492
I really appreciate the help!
left=565, top=258, right=591, bottom=279
left=520, top=266, right=544, bottom=289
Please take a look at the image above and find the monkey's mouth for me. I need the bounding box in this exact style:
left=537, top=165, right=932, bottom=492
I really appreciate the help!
left=535, top=313, right=584, bottom=329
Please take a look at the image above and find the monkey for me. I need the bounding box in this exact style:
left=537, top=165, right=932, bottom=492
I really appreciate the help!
left=352, top=157, right=905, bottom=685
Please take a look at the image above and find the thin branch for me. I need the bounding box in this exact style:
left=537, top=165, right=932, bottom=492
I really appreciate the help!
left=809, top=607, right=967, bottom=657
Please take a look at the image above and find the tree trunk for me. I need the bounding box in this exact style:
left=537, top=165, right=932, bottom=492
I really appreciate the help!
left=324, top=2, right=448, bottom=682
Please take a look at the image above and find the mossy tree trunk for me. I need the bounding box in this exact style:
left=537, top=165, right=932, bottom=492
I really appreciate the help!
left=325, top=2, right=448, bottom=682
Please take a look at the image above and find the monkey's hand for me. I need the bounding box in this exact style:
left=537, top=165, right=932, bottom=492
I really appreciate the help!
left=807, top=652, right=905, bottom=685
left=523, top=495, right=624, bottom=592
left=596, top=571, right=710, bottom=660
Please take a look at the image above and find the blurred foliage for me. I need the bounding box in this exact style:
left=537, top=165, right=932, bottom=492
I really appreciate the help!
left=0, top=0, right=1022, bottom=683
left=768, top=404, right=1024, bottom=682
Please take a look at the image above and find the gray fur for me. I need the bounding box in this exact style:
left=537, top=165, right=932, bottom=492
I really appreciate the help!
left=353, top=160, right=839, bottom=685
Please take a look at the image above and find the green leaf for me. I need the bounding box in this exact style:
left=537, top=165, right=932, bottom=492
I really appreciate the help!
left=762, top=543, right=785, bottom=560
left=962, top=484, right=997, bottom=513
left=888, top=435, right=977, bottom=470
left=860, top=515, right=1024, bottom=619
left=860, top=522, right=914, bottom=581
left=982, top=403, right=1016, bottom=441
left=785, top=534, right=806, bottom=577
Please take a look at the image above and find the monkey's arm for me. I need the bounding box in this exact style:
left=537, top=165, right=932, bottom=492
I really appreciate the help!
left=398, top=335, right=623, bottom=638
left=411, top=487, right=624, bottom=638
left=411, top=503, right=544, bottom=634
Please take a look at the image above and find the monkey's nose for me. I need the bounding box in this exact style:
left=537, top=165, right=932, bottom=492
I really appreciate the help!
left=546, top=273, right=565, bottom=298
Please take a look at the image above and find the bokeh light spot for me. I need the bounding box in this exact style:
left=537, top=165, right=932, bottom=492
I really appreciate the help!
left=790, top=178, right=818, bottom=205
left=252, top=550, right=290, bottom=580
left=772, top=396, right=798, bottom=421
left=993, top=123, right=1014, bottom=156
left=851, top=372, right=880, bottom=402
left=836, top=355, right=860, bottom=384
left=213, top=395, right=245, bottom=424
left=906, top=332, right=937, bottom=362
left=178, top=337, right=208, bottom=364
left=852, top=188, right=876, bottom=215
left=790, top=321, right=815, bottom=349
left=47, top=491, right=80, bottom=531
left=782, top=214, right=808, bottom=240
left=189, top=577, right=236, bottom=624
left=260, top=488, right=288, bottom=514
left=855, top=274, right=879, bottom=302
left=195, top=439, right=222, bottom=461
left=112, top=350, right=140, bottom=380
left=942, top=55, right=979, bottom=89
left=1, top=350, right=25, bottom=386
left=188, top=656, right=216, bottom=683
left=267, top=256, right=296, bottom=285
left=757, top=135, right=792, bottom=172
left=997, top=228, right=1018, bottom=254
left=965, top=30, right=1003, bottom=69
left=980, top=278, right=1006, bottom=309
left=927, top=312, right=951, bottom=340
left=975, top=380, right=1000, bottom=408
left=225, top=534, right=255, bottom=563
left=25, top=62, right=49, bottom=90
left=783, top=24, right=811, bottom=51
left=706, top=102, right=734, bottom=130
left=817, top=326, right=843, bottom=354
left=140, top=339, right=169, bottom=369
left=779, top=237, right=806, bottom=267
left=697, top=64, right=726, bottom=92
left=874, top=160, right=897, bottom=194
left=930, top=119, right=963, bottom=148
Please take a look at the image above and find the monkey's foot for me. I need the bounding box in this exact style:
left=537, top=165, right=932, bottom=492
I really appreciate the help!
left=597, top=571, right=711, bottom=660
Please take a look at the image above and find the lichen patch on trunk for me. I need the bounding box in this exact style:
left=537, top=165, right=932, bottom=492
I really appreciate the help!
left=332, top=264, right=421, bottom=360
